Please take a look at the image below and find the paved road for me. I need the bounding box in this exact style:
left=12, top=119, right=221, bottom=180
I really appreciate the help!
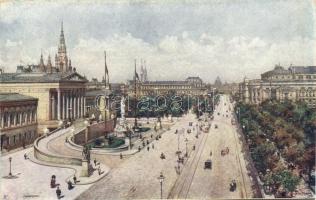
left=78, top=94, right=253, bottom=199
left=169, top=94, right=253, bottom=199
left=77, top=113, right=200, bottom=199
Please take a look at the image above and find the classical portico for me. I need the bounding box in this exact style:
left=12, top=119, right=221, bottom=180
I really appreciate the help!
left=0, top=72, right=87, bottom=132
left=49, top=88, right=86, bottom=120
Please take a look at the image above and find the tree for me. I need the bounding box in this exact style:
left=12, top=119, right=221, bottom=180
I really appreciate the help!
left=272, top=170, right=300, bottom=197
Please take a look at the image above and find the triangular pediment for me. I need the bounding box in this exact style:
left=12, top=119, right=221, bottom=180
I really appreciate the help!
left=62, top=72, right=87, bottom=82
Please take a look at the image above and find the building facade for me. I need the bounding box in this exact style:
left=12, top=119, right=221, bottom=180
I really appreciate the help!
left=0, top=93, right=38, bottom=151
left=128, top=76, right=207, bottom=96
left=0, top=23, right=87, bottom=133
left=239, top=65, right=316, bottom=107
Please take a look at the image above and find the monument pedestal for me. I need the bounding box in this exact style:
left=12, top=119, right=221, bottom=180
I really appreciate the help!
left=124, top=137, right=130, bottom=150
left=81, top=159, right=89, bottom=177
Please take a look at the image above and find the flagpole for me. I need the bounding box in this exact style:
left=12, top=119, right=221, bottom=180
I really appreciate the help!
left=134, top=59, right=138, bottom=130
left=104, top=51, right=107, bottom=131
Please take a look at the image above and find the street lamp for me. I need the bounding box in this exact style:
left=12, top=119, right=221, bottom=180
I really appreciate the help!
left=8, top=157, right=12, bottom=176
left=158, top=172, right=165, bottom=199
left=185, top=138, right=188, bottom=157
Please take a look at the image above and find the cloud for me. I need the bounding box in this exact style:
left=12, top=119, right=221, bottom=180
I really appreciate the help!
left=63, top=34, right=315, bottom=83
left=0, top=1, right=315, bottom=83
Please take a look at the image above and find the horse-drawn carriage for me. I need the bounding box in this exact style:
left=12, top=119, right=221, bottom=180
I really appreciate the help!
left=221, top=147, right=229, bottom=156
left=230, top=180, right=237, bottom=191
left=204, top=159, right=212, bottom=169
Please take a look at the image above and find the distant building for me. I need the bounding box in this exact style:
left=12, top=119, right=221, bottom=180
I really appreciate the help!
left=214, top=76, right=222, bottom=88
left=239, top=65, right=316, bottom=107
left=0, top=93, right=38, bottom=151
left=128, top=76, right=207, bottom=96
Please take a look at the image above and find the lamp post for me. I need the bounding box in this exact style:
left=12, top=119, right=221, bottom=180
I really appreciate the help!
left=185, top=138, right=188, bottom=157
left=212, top=88, right=216, bottom=112
left=8, top=157, right=12, bottom=176
left=158, top=172, right=165, bottom=199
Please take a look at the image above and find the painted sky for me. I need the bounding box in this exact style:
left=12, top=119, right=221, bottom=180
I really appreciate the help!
left=0, top=0, right=315, bottom=83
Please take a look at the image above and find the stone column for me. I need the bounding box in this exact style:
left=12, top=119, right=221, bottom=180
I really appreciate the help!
left=57, top=89, right=61, bottom=120
left=83, top=97, right=86, bottom=116
left=81, top=95, right=84, bottom=118
left=70, top=92, right=73, bottom=119
left=74, top=95, right=77, bottom=119
left=8, top=114, right=11, bottom=127
left=13, top=113, right=17, bottom=126
left=1, top=113, right=4, bottom=128
left=52, top=94, right=55, bottom=120
left=77, top=94, right=80, bottom=118
left=66, top=93, right=69, bottom=119
left=19, top=112, right=22, bottom=125
left=62, top=93, right=65, bottom=120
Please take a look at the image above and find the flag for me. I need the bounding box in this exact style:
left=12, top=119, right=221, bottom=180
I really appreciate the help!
left=104, top=51, right=110, bottom=89
left=104, top=51, right=108, bottom=75
left=134, top=59, right=140, bottom=81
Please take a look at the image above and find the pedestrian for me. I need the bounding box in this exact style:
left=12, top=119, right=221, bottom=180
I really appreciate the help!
left=73, top=175, right=77, bottom=184
left=138, top=146, right=141, bottom=152
left=24, top=153, right=28, bottom=160
left=56, top=186, right=61, bottom=199
left=94, top=158, right=97, bottom=166
left=146, top=140, right=149, bottom=145
left=98, top=166, right=101, bottom=175
left=147, top=146, right=150, bottom=151
left=142, top=141, right=145, bottom=147
left=152, top=143, right=154, bottom=149
left=67, top=180, right=73, bottom=190
left=210, top=151, right=212, bottom=157
left=120, top=153, right=123, bottom=159
left=151, top=134, right=153, bottom=138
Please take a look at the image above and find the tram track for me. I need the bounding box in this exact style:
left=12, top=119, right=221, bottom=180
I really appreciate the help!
left=168, top=128, right=209, bottom=199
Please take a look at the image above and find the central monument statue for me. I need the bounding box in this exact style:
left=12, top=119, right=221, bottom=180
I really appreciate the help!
left=114, top=96, right=128, bottom=137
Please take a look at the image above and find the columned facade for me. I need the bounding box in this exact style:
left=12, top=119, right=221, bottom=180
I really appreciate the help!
left=239, top=65, right=316, bottom=107
left=48, top=88, right=86, bottom=121
left=0, top=93, right=38, bottom=152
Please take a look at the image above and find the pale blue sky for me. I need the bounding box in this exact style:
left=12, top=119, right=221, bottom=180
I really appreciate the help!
left=0, top=0, right=315, bottom=83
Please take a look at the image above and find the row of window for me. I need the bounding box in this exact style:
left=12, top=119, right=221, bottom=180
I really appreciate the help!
left=1, top=111, right=37, bottom=128
left=141, top=85, right=193, bottom=90
left=272, top=75, right=316, bottom=80
left=3, top=131, right=37, bottom=146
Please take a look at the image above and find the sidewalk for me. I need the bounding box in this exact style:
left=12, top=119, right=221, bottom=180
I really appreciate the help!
left=1, top=148, right=92, bottom=200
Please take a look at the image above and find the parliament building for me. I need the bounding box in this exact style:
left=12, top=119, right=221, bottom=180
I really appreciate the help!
left=0, top=23, right=87, bottom=151
left=239, top=65, right=316, bottom=108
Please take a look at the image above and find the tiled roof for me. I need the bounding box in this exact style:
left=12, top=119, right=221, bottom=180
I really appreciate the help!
left=0, top=93, right=38, bottom=102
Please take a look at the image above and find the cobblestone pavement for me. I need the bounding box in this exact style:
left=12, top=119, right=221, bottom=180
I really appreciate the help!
left=0, top=148, right=91, bottom=200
